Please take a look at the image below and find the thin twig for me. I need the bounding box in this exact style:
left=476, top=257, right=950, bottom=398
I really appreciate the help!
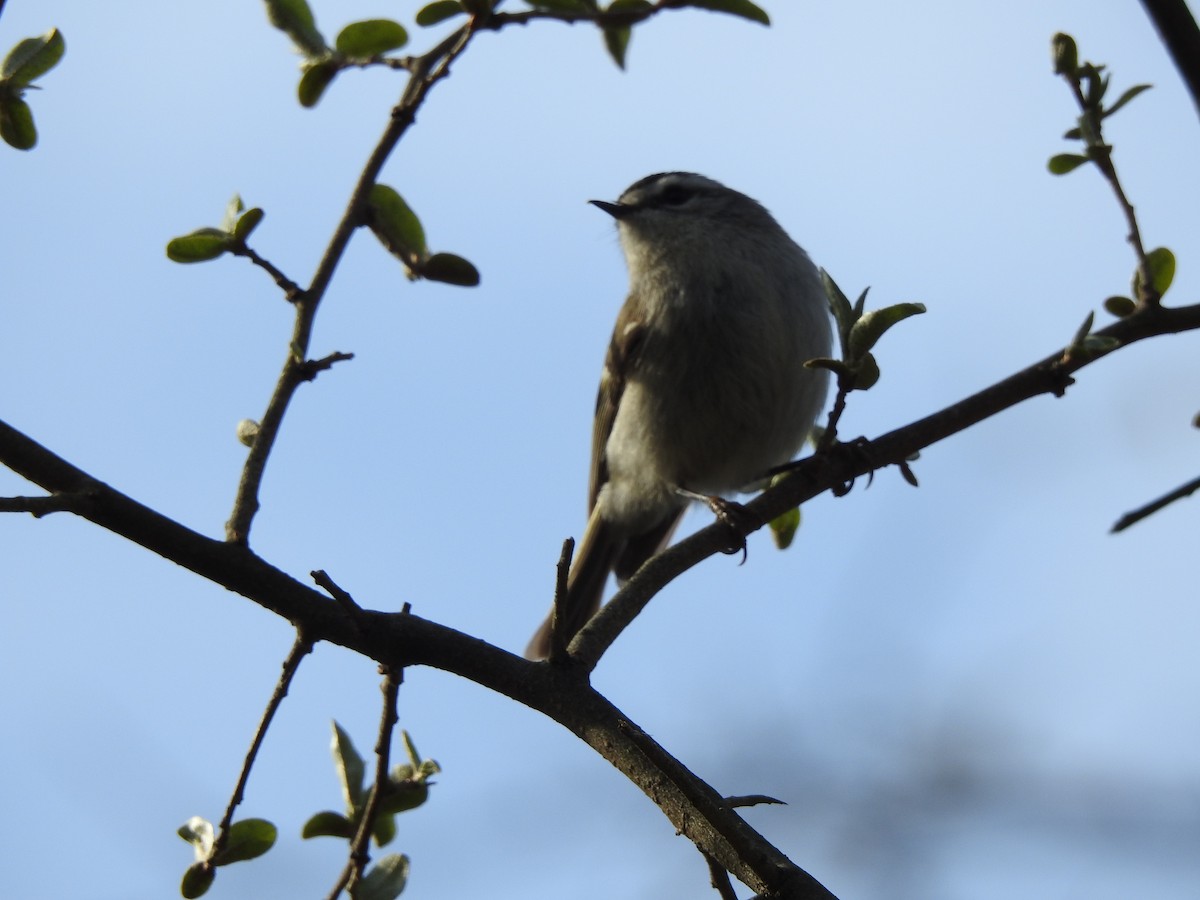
left=485, top=0, right=708, bottom=29
left=0, top=494, right=77, bottom=517
left=224, top=23, right=478, bottom=546
left=815, top=373, right=854, bottom=453
left=230, top=244, right=303, bottom=300
left=211, top=631, right=314, bottom=862
left=704, top=851, right=740, bottom=900
left=313, top=569, right=362, bottom=614
left=326, top=667, right=403, bottom=900
left=1111, top=472, right=1200, bottom=532
left=1060, top=71, right=1157, bottom=306
left=547, top=537, right=575, bottom=663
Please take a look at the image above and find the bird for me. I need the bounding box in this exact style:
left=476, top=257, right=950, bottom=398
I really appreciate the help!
left=526, top=172, right=831, bottom=659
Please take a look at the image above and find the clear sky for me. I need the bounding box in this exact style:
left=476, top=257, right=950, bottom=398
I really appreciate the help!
left=2, top=2, right=1198, bottom=899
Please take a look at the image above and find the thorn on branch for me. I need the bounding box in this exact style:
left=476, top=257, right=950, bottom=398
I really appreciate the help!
left=546, top=537, right=575, bottom=663
left=0, top=493, right=81, bottom=517
left=298, top=351, right=355, bottom=382
left=313, top=569, right=363, bottom=615
left=725, top=794, right=787, bottom=809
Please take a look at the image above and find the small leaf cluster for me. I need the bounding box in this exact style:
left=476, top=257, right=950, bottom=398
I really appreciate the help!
left=416, top=0, right=769, bottom=69
left=0, top=28, right=65, bottom=150
left=1105, top=247, right=1176, bottom=317
left=301, top=723, right=439, bottom=900
left=1047, top=32, right=1151, bottom=176
left=365, top=185, right=481, bottom=286
left=807, top=271, right=926, bottom=392
left=1063, top=310, right=1121, bottom=364
left=263, top=0, right=411, bottom=106
left=178, top=816, right=278, bottom=898
left=166, top=195, right=265, bottom=264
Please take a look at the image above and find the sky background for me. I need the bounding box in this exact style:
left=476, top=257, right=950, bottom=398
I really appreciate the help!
left=2, top=1, right=1199, bottom=899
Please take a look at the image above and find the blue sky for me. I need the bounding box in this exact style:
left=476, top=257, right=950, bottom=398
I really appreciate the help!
left=2, top=2, right=1199, bottom=898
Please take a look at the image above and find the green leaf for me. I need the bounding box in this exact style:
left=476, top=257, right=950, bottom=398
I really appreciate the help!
left=0, top=96, right=37, bottom=149
left=1145, top=246, right=1176, bottom=298
left=401, top=730, right=421, bottom=768
left=378, top=779, right=429, bottom=815
left=415, top=1, right=466, bottom=27
left=768, top=501, right=800, bottom=550
left=852, top=351, right=880, bottom=390
left=234, top=207, right=265, bottom=241
left=1051, top=32, right=1077, bottom=76
left=366, top=185, right=427, bottom=265
left=846, top=301, right=926, bottom=360
left=683, top=0, right=769, bottom=26
left=1, top=28, right=65, bottom=85
left=602, top=24, right=631, bottom=69
left=302, top=810, right=355, bottom=840
left=371, top=810, right=398, bottom=847
left=264, top=0, right=327, bottom=56
left=1103, top=295, right=1136, bottom=317
left=819, top=269, right=857, bottom=350
left=1081, top=334, right=1120, bottom=355
left=180, top=862, right=215, bottom=899
left=803, top=357, right=853, bottom=381
left=221, top=195, right=245, bottom=233
left=332, top=721, right=367, bottom=813
left=421, top=252, right=480, bottom=286
left=335, top=20, right=409, bottom=58
left=298, top=59, right=339, bottom=108
left=353, top=854, right=410, bottom=900
left=166, top=228, right=233, bottom=263
left=1070, top=310, right=1095, bottom=349
left=1047, top=153, right=1088, bottom=175
left=211, top=819, right=277, bottom=866
left=1104, top=82, right=1151, bottom=119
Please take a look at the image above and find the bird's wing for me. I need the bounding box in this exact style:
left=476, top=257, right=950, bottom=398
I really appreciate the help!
left=588, top=295, right=645, bottom=511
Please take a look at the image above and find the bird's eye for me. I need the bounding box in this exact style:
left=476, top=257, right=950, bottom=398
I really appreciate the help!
left=658, top=184, right=692, bottom=206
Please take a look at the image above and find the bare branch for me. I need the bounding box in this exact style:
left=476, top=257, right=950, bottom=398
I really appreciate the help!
left=0, top=493, right=78, bottom=517
left=211, top=631, right=314, bottom=863
left=229, top=243, right=303, bottom=300
left=1140, top=0, right=1200, bottom=118
left=1111, top=472, right=1200, bottom=533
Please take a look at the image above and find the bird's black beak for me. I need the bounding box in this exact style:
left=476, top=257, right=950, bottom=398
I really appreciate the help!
left=589, top=199, right=630, bottom=219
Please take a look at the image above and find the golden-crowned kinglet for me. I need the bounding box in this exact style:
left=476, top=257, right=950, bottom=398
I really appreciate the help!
left=527, top=172, right=831, bottom=659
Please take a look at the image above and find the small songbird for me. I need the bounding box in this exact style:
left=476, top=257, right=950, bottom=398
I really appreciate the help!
left=526, top=172, right=831, bottom=659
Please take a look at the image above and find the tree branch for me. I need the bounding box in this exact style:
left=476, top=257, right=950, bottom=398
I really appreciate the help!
left=224, top=23, right=477, bottom=545
left=327, top=666, right=403, bottom=899
left=0, top=416, right=834, bottom=898
left=1111, top=471, right=1200, bottom=532
left=211, top=632, right=313, bottom=864
left=1140, top=0, right=1200, bottom=118
left=569, top=300, right=1200, bottom=670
